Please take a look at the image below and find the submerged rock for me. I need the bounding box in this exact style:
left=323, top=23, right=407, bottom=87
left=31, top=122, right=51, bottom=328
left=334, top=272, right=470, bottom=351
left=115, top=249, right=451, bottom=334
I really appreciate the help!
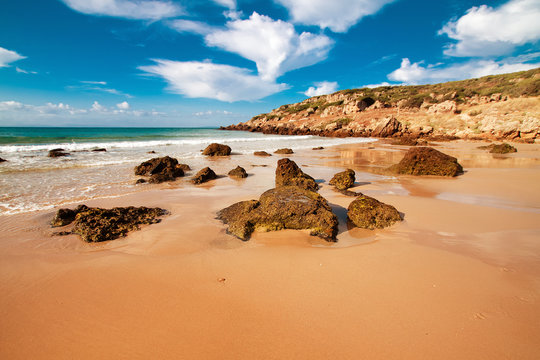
left=347, top=195, right=402, bottom=230
left=192, top=167, right=217, bottom=184
left=228, top=166, right=248, bottom=179
left=275, top=158, right=318, bottom=191
left=274, top=148, right=294, bottom=154
left=48, top=148, right=69, bottom=157
left=217, top=186, right=338, bottom=241
left=254, top=151, right=272, bottom=157
left=387, top=147, right=463, bottom=176
left=51, top=204, right=89, bottom=227
left=134, top=156, right=185, bottom=183
left=202, top=143, right=231, bottom=156
left=478, top=143, right=517, bottom=154
left=0, top=157, right=6, bottom=162
left=329, top=169, right=355, bottom=190
left=91, top=148, right=107, bottom=152
left=70, top=206, right=168, bottom=242
left=177, top=163, right=191, bottom=171
left=312, top=146, right=324, bottom=150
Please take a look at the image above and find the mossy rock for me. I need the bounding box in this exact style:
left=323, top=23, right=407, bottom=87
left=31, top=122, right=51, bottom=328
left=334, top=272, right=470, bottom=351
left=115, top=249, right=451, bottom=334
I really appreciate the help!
left=228, top=166, right=248, bottom=179
left=275, top=158, right=318, bottom=191
left=329, top=169, right=355, bottom=190
left=202, top=143, right=231, bottom=156
left=347, top=196, right=402, bottom=230
left=192, top=167, right=217, bottom=184
left=274, top=148, right=294, bottom=154
left=387, top=147, right=463, bottom=176
left=478, top=143, right=517, bottom=154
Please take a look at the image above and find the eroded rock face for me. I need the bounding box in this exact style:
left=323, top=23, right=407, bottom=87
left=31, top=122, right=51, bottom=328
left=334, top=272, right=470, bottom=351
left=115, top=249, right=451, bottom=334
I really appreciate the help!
left=217, top=186, right=338, bottom=241
left=329, top=169, right=355, bottom=190
left=274, top=148, right=294, bottom=154
left=228, top=166, right=248, bottom=179
left=48, top=148, right=69, bottom=157
left=192, top=167, right=217, bottom=184
left=348, top=195, right=401, bottom=230
left=275, top=158, right=318, bottom=191
left=51, top=205, right=167, bottom=242
left=202, top=143, right=231, bottom=156
left=134, top=156, right=184, bottom=183
left=254, top=151, right=272, bottom=156
left=387, top=147, right=463, bottom=176
left=372, top=116, right=402, bottom=137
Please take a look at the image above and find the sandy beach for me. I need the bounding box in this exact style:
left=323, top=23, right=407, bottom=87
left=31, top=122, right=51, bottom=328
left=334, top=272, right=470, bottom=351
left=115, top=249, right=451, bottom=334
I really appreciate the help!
left=1, top=140, right=539, bottom=359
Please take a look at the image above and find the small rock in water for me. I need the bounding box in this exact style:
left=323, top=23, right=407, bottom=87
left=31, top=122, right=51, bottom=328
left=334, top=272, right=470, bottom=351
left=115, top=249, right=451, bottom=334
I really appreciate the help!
left=387, top=147, right=463, bottom=177
left=48, top=148, right=69, bottom=157
left=177, top=163, right=191, bottom=171
left=0, top=157, right=6, bottom=162
left=192, top=167, right=217, bottom=184
left=91, top=148, right=107, bottom=152
left=478, top=143, right=517, bottom=154
left=274, top=148, right=294, bottom=154
left=228, top=166, right=248, bottom=179
left=312, top=147, right=324, bottom=150
left=202, top=143, right=231, bottom=156
left=254, top=151, right=272, bottom=157
left=134, top=156, right=185, bottom=183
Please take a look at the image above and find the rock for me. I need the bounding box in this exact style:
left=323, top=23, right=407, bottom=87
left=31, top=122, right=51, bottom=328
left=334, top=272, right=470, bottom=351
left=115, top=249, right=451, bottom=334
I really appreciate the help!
left=329, top=169, right=355, bottom=190
left=217, top=186, right=338, bottom=241
left=254, top=151, right=272, bottom=156
left=136, top=179, right=147, bottom=184
left=48, top=148, right=69, bottom=157
left=426, top=100, right=457, bottom=114
left=202, top=143, right=231, bottom=156
left=391, top=137, right=419, bottom=146
left=51, top=204, right=89, bottom=227
left=228, top=166, right=248, bottom=179
left=192, top=167, right=217, bottom=184
left=177, top=163, right=191, bottom=171
left=312, top=146, right=324, bottom=150
left=372, top=116, right=402, bottom=137
left=69, top=206, right=168, bottom=242
left=134, top=156, right=184, bottom=183
left=479, top=143, right=517, bottom=154
left=274, top=148, right=294, bottom=154
left=348, top=195, right=402, bottom=230
left=336, top=188, right=363, bottom=197
left=147, top=151, right=156, bottom=154
left=0, top=157, right=6, bottom=162
left=91, top=148, right=107, bottom=152
left=275, top=158, right=318, bottom=191
left=387, top=147, right=463, bottom=177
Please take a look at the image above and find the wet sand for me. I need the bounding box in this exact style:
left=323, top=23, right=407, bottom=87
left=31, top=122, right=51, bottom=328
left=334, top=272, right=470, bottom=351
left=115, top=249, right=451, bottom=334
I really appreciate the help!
left=1, top=140, right=539, bottom=359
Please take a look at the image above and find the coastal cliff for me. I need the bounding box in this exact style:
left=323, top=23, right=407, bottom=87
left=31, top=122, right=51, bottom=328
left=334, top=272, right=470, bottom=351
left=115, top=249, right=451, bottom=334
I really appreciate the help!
left=223, top=68, right=540, bottom=142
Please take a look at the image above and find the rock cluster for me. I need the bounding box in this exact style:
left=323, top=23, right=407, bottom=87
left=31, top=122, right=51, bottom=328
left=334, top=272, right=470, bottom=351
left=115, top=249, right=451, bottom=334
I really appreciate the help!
left=202, top=143, right=231, bottom=156
left=134, top=156, right=187, bottom=183
left=387, top=147, right=463, bottom=177
left=347, top=196, right=402, bottom=230
left=329, top=169, right=355, bottom=190
left=51, top=205, right=167, bottom=242
left=48, top=148, right=69, bottom=157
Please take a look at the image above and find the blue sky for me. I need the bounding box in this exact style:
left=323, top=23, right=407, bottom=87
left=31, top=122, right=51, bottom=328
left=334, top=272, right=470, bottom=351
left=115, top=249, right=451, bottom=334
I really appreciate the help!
left=0, top=0, right=539, bottom=127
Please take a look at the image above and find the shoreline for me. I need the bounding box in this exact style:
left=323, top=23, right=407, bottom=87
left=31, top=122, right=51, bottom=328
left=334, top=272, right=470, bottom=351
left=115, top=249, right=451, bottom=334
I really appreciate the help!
left=1, top=139, right=539, bottom=359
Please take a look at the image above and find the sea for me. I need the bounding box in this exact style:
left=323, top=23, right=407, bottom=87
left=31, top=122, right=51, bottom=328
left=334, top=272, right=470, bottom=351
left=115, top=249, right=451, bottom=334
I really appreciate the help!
left=0, top=127, right=374, bottom=215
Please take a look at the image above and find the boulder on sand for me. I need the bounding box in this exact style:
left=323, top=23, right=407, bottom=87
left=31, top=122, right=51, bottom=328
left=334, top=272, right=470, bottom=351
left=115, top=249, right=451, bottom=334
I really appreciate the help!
left=329, top=169, right=355, bottom=190
left=51, top=205, right=168, bottom=242
left=274, top=148, right=294, bottom=154
left=387, top=147, right=463, bottom=176
left=134, top=156, right=184, bottom=183
left=478, top=143, right=517, bottom=154
left=347, top=195, right=402, bottom=230
left=217, top=186, right=338, bottom=241
left=0, top=157, right=6, bottom=162
left=202, top=143, right=231, bottom=156
left=51, top=204, right=89, bottom=227
left=192, top=167, right=217, bottom=184
left=228, top=166, right=248, bottom=179
left=275, top=158, right=318, bottom=191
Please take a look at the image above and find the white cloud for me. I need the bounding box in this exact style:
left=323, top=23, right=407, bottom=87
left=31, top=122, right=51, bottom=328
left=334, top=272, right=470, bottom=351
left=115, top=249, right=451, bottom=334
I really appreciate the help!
left=275, top=0, right=395, bottom=32
left=194, top=110, right=233, bottom=116
left=304, top=81, right=338, bottom=97
left=116, top=101, right=130, bottom=110
left=0, top=101, right=26, bottom=111
left=361, top=82, right=394, bottom=89
left=0, top=47, right=25, bottom=67
left=60, top=0, right=182, bottom=20
left=81, top=80, right=107, bottom=85
left=205, top=12, right=333, bottom=81
left=139, top=59, right=288, bottom=102
left=388, top=58, right=540, bottom=85
left=169, top=19, right=214, bottom=36
left=440, top=0, right=540, bottom=57
left=213, top=0, right=236, bottom=9
left=15, top=67, right=37, bottom=74
left=91, top=101, right=105, bottom=112
left=69, top=81, right=132, bottom=98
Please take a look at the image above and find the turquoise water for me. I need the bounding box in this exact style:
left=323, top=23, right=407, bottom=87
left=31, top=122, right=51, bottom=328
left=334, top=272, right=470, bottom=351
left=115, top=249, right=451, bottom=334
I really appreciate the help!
left=0, top=127, right=374, bottom=215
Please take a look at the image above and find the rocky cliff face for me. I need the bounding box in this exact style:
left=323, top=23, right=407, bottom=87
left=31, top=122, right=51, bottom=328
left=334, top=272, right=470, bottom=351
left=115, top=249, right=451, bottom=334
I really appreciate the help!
left=223, top=68, right=540, bottom=142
